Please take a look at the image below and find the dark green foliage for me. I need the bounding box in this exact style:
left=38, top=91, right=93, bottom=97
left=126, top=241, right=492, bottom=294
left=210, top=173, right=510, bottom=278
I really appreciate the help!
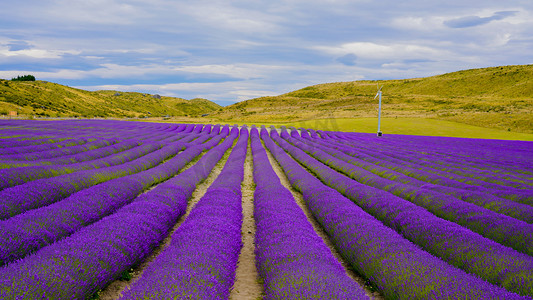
left=11, top=75, right=35, bottom=81
left=120, top=270, right=133, bottom=281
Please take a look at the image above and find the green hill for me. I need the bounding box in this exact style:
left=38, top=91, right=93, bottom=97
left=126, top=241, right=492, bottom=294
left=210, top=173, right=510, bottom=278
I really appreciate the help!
left=1, top=64, right=532, bottom=136
left=213, top=64, right=533, bottom=134
left=0, top=80, right=221, bottom=118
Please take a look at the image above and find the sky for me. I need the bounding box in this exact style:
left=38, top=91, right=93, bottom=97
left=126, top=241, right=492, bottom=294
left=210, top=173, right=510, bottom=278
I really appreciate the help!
left=1, top=0, right=532, bottom=106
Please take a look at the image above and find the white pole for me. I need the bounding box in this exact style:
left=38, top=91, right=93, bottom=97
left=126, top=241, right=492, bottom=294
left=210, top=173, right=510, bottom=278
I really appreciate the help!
left=377, top=89, right=383, bottom=136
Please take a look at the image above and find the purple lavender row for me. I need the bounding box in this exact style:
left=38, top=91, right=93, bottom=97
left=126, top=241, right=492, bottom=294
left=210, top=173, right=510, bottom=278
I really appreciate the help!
left=330, top=131, right=533, bottom=186
left=296, top=133, right=533, bottom=222
left=0, top=126, right=228, bottom=266
left=0, top=140, right=144, bottom=190
left=307, top=128, right=320, bottom=138
left=312, top=130, right=531, bottom=188
left=324, top=129, right=533, bottom=186
left=119, top=127, right=248, bottom=300
left=0, top=139, right=152, bottom=170
left=281, top=131, right=533, bottom=256
left=0, top=126, right=237, bottom=299
left=0, top=126, right=194, bottom=189
left=8, top=119, right=184, bottom=134
left=0, top=138, right=119, bottom=161
left=333, top=131, right=532, bottom=169
left=0, top=123, right=187, bottom=168
left=357, top=140, right=533, bottom=191
left=0, top=125, right=69, bottom=146
left=0, top=120, right=183, bottom=151
left=262, top=128, right=529, bottom=299
left=37, top=127, right=184, bottom=165
left=383, top=134, right=533, bottom=169
left=250, top=128, right=369, bottom=299
left=0, top=142, right=124, bottom=168
left=328, top=130, right=532, bottom=181
left=0, top=121, right=143, bottom=151
left=0, top=132, right=113, bottom=153
left=308, top=128, right=533, bottom=209
left=348, top=143, right=533, bottom=204
left=0, top=136, right=63, bottom=148
left=0, top=130, right=175, bottom=190
left=318, top=132, right=533, bottom=213
left=191, top=123, right=203, bottom=133
left=300, top=127, right=532, bottom=215
left=0, top=137, right=92, bottom=155
left=362, top=131, right=533, bottom=192
left=320, top=134, right=533, bottom=203
left=272, top=130, right=533, bottom=297
left=0, top=132, right=205, bottom=220
left=323, top=131, right=533, bottom=182
left=327, top=132, right=533, bottom=204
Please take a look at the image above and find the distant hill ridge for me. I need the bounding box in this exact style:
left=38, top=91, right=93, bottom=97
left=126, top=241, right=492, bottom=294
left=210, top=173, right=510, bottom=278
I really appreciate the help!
left=284, top=64, right=533, bottom=99
left=214, top=64, right=532, bottom=133
left=0, top=80, right=221, bottom=118
left=1, top=64, right=531, bottom=133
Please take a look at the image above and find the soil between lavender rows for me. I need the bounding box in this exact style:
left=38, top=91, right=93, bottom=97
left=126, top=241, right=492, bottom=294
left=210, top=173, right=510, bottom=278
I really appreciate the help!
left=97, top=137, right=383, bottom=299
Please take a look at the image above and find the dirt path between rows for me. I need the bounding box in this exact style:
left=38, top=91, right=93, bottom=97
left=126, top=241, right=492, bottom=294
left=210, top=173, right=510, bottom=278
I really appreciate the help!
left=264, top=145, right=384, bottom=300
left=229, top=143, right=264, bottom=299
left=98, top=146, right=232, bottom=300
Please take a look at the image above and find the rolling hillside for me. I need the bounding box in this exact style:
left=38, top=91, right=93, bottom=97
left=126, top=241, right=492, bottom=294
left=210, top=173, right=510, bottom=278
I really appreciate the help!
left=1, top=64, right=531, bottom=135
left=213, top=64, right=533, bottom=134
left=0, top=80, right=221, bottom=118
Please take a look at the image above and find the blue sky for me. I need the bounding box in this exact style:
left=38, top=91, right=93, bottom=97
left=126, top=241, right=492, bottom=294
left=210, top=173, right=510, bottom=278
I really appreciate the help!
left=1, top=0, right=532, bottom=106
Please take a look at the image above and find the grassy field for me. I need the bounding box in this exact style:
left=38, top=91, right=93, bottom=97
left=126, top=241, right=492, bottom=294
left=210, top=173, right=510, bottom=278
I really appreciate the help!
left=141, top=117, right=533, bottom=141
left=284, top=117, right=533, bottom=141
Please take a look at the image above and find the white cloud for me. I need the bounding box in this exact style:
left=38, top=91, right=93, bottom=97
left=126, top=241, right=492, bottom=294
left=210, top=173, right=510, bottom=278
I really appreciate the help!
left=29, top=0, right=147, bottom=25
left=0, top=48, right=61, bottom=59
left=390, top=16, right=446, bottom=31
left=172, top=64, right=289, bottom=79
left=0, top=62, right=292, bottom=85
left=0, top=46, right=81, bottom=59
left=315, top=42, right=452, bottom=61
left=171, top=1, right=284, bottom=35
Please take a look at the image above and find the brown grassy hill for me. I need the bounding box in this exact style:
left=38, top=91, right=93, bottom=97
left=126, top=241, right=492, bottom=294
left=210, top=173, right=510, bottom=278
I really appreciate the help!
left=212, top=64, right=533, bottom=133
left=0, top=80, right=220, bottom=118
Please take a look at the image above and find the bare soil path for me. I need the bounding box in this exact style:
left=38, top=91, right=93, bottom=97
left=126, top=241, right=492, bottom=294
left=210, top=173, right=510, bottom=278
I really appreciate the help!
left=98, top=146, right=232, bottom=299
left=229, top=143, right=264, bottom=299
left=264, top=144, right=385, bottom=300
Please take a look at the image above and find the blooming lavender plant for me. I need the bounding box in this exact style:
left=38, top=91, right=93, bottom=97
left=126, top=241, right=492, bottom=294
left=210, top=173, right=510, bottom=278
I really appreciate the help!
left=0, top=126, right=237, bottom=299
left=0, top=132, right=206, bottom=219
left=0, top=124, right=181, bottom=169
left=0, top=129, right=230, bottom=265
left=119, top=127, right=247, bottom=300
left=262, top=128, right=530, bottom=299
left=295, top=134, right=533, bottom=223
left=272, top=130, right=533, bottom=297
left=250, top=127, right=369, bottom=299
left=280, top=132, right=533, bottom=256
left=0, top=137, right=92, bottom=155
left=0, top=138, right=118, bottom=161
left=0, top=140, right=150, bottom=190
left=330, top=131, right=533, bottom=189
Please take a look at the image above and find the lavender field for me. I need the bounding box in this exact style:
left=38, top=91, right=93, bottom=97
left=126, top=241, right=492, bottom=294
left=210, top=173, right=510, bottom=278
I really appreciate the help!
left=0, top=119, right=532, bottom=300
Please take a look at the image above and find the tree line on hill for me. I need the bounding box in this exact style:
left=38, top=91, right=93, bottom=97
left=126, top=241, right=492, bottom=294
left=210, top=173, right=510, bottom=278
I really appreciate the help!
left=11, top=75, right=36, bottom=81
